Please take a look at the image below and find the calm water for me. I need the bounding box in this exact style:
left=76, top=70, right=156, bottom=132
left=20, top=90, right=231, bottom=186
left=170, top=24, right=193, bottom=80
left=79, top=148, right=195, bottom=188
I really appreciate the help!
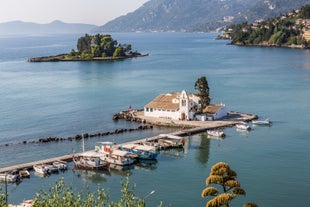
left=0, top=33, right=309, bottom=207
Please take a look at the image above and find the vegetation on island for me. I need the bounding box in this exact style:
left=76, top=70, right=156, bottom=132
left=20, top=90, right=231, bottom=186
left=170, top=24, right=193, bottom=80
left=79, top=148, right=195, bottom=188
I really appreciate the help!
left=221, top=4, right=310, bottom=49
left=28, top=34, right=146, bottom=62
left=0, top=176, right=162, bottom=207
left=201, top=162, right=258, bottom=207
left=195, top=76, right=211, bottom=113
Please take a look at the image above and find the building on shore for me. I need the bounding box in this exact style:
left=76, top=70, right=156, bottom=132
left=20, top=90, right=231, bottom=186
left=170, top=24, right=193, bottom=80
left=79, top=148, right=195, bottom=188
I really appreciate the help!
left=144, top=90, right=228, bottom=121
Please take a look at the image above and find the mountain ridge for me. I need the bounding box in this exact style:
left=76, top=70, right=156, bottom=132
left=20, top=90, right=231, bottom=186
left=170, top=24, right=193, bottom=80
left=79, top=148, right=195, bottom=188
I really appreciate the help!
left=0, top=20, right=97, bottom=35
left=95, top=0, right=310, bottom=32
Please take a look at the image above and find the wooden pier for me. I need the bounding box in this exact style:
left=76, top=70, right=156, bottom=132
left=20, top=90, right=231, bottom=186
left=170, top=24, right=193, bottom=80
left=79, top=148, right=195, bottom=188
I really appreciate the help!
left=0, top=111, right=257, bottom=174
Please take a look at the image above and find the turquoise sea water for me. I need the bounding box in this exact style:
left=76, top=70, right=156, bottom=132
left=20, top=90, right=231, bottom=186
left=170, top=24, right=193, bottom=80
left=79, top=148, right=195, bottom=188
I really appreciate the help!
left=0, top=33, right=310, bottom=206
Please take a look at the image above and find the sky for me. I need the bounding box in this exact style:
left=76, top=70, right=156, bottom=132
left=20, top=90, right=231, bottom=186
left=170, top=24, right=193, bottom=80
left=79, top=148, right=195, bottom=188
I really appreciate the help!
left=0, top=0, right=149, bottom=26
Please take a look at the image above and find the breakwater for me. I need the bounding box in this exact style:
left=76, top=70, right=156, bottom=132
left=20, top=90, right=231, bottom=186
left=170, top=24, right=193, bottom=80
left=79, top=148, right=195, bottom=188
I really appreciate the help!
left=0, top=124, right=153, bottom=148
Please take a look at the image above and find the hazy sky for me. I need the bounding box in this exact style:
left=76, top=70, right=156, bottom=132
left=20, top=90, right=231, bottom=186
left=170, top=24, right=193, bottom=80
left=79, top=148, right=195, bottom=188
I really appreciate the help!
left=0, top=0, right=149, bottom=25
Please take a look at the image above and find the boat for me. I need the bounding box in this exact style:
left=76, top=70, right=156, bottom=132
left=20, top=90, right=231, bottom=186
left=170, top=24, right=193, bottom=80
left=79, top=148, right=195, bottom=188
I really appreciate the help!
left=33, top=164, right=50, bottom=176
left=235, top=122, right=251, bottom=131
left=0, top=170, right=20, bottom=183
left=73, top=151, right=110, bottom=170
left=119, top=144, right=158, bottom=160
left=19, top=168, right=30, bottom=178
left=252, top=118, right=271, bottom=126
left=157, top=134, right=185, bottom=149
left=207, top=130, right=225, bottom=137
left=96, top=142, right=137, bottom=166
left=53, top=160, right=68, bottom=170
left=45, top=164, right=59, bottom=173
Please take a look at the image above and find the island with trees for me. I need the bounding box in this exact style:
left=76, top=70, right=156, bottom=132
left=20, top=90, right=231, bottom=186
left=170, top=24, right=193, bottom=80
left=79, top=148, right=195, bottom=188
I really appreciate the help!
left=219, top=4, right=310, bottom=49
left=28, top=34, right=148, bottom=62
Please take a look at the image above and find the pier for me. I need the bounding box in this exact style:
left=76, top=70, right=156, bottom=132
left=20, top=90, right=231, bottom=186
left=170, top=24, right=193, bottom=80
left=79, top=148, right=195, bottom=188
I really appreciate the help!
left=0, top=111, right=257, bottom=174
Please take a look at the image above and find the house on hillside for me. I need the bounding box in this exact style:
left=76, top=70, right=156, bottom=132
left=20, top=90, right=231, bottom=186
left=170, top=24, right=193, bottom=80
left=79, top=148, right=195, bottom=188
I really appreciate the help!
left=144, top=90, right=228, bottom=121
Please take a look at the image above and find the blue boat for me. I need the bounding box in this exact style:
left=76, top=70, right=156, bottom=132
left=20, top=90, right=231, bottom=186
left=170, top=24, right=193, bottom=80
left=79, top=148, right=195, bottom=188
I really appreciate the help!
left=119, top=144, right=158, bottom=160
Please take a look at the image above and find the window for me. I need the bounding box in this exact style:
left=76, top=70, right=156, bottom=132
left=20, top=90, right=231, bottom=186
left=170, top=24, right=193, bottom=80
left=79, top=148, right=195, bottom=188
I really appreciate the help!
left=182, top=100, right=186, bottom=106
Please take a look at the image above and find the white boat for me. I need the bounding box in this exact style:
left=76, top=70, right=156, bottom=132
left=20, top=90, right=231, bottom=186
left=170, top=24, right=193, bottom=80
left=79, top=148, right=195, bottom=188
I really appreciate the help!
left=157, top=134, right=185, bottom=149
left=252, top=118, right=271, bottom=126
left=53, top=160, right=68, bottom=170
left=0, top=170, right=20, bottom=183
left=96, top=142, right=137, bottom=166
left=45, top=164, right=59, bottom=173
left=73, top=151, right=110, bottom=170
left=207, top=130, right=225, bottom=137
left=236, top=122, right=251, bottom=131
left=33, top=164, right=50, bottom=175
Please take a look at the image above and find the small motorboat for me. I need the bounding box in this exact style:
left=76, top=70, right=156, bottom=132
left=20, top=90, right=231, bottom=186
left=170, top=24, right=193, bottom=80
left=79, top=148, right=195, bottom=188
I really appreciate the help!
left=0, top=170, right=20, bottom=183
left=252, top=118, right=271, bottom=126
left=207, top=130, right=225, bottom=137
left=53, top=160, right=68, bottom=171
left=33, top=164, right=50, bottom=176
left=236, top=122, right=251, bottom=131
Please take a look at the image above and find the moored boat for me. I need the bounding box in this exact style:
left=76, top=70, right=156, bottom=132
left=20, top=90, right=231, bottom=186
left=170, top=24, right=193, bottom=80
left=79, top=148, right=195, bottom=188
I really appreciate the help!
left=207, top=130, right=225, bottom=137
left=235, top=122, right=251, bottom=131
left=19, top=168, right=30, bottom=178
left=33, top=164, right=50, bottom=176
left=157, top=134, right=185, bottom=149
left=252, top=118, right=271, bottom=126
left=119, top=144, right=158, bottom=160
left=73, top=151, right=109, bottom=170
left=0, top=170, right=20, bottom=183
left=53, top=160, right=68, bottom=170
left=96, top=142, right=137, bottom=166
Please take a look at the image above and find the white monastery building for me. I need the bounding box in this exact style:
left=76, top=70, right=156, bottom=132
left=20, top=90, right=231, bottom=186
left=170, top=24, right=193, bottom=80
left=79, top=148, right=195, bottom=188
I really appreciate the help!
left=144, top=90, right=228, bottom=121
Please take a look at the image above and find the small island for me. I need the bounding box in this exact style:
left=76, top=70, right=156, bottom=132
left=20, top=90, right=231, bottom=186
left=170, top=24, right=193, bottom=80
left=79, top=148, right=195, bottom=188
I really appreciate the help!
left=28, top=34, right=148, bottom=62
left=218, top=4, right=310, bottom=49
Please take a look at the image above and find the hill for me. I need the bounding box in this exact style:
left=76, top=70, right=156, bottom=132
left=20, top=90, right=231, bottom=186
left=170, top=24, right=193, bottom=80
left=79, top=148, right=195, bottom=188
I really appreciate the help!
left=95, top=0, right=310, bottom=32
left=221, top=4, right=310, bottom=48
left=0, top=20, right=97, bottom=35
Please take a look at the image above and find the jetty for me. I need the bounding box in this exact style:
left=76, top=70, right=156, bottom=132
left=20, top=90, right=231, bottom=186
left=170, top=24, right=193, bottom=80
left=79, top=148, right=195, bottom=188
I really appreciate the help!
left=0, top=111, right=257, bottom=174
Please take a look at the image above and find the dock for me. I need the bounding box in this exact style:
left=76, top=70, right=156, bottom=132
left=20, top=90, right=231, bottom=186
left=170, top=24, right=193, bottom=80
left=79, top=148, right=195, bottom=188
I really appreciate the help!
left=0, top=111, right=257, bottom=174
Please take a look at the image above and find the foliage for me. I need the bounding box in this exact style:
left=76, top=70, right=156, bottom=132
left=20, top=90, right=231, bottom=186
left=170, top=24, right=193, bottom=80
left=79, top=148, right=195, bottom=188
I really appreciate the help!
left=226, top=5, right=309, bottom=48
left=0, top=188, right=7, bottom=207
left=194, top=76, right=211, bottom=112
left=201, top=162, right=258, bottom=207
left=76, top=34, right=133, bottom=58
left=31, top=176, right=161, bottom=207
left=299, top=4, right=310, bottom=18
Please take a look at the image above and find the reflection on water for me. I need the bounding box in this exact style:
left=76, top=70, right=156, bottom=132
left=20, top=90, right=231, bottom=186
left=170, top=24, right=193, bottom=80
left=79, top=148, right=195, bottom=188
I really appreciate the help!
left=197, top=134, right=211, bottom=165
left=72, top=169, right=110, bottom=183
left=134, top=159, right=158, bottom=171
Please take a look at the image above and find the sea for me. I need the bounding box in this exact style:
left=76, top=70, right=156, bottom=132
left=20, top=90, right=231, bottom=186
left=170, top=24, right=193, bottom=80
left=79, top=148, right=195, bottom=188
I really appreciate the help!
left=0, top=32, right=309, bottom=207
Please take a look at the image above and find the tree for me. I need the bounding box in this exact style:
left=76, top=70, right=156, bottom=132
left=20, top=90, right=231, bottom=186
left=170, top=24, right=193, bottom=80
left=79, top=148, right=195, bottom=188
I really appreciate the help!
left=195, top=76, right=211, bottom=112
left=201, top=162, right=258, bottom=207
left=299, top=4, right=310, bottom=19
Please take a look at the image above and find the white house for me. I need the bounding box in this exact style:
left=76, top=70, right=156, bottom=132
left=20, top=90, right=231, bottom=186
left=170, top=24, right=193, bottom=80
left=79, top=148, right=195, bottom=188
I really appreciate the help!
left=144, top=90, right=228, bottom=121
left=144, top=90, right=200, bottom=120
